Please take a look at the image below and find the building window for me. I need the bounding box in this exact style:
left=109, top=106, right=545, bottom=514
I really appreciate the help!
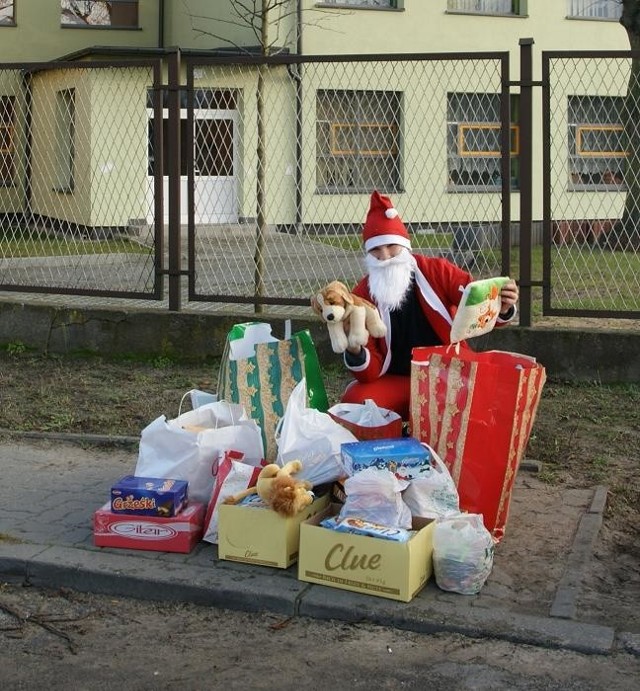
left=61, top=1, right=138, bottom=28
left=447, top=0, right=525, bottom=15
left=316, top=89, right=402, bottom=194
left=0, top=96, right=15, bottom=185
left=55, top=89, right=75, bottom=191
left=447, top=92, right=519, bottom=191
left=568, top=95, right=626, bottom=189
left=567, top=0, right=622, bottom=20
left=0, top=1, right=15, bottom=25
left=319, top=1, right=398, bottom=7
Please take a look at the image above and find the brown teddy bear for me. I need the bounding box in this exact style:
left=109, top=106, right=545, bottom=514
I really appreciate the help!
left=310, top=280, right=386, bottom=354
left=222, top=460, right=314, bottom=517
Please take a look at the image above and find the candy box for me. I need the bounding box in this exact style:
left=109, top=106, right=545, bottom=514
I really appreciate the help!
left=110, top=475, right=188, bottom=517
left=93, top=501, right=204, bottom=553
left=341, top=438, right=431, bottom=481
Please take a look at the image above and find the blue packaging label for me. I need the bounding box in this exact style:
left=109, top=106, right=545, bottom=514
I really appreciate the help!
left=111, top=475, right=188, bottom=517
left=341, top=438, right=431, bottom=480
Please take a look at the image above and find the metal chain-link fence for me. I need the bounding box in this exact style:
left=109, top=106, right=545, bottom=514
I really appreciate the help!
left=0, top=60, right=161, bottom=299
left=1, top=49, right=639, bottom=320
left=186, top=53, right=507, bottom=309
left=544, top=51, right=640, bottom=317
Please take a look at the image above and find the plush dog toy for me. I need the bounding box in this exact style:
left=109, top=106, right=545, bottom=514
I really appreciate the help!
left=222, top=460, right=314, bottom=517
left=311, top=280, right=387, bottom=354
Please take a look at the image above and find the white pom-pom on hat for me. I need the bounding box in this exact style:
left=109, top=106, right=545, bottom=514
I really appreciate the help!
left=385, top=208, right=398, bottom=219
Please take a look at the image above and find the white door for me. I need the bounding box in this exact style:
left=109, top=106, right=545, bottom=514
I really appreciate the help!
left=147, top=108, right=238, bottom=224
left=194, top=109, right=238, bottom=224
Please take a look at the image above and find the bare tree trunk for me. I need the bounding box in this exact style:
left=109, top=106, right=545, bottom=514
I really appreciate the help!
left=254, top=63, right=267, bottom=312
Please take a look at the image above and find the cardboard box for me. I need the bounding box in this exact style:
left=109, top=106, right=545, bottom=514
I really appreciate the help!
left=298, top=505, right=434, bottom=602
left=93, top=502, right=204, bottom=553
left=217, top=494, right=329, bottom=569
left=110, top=475, right=188, bottom=517
left=341, top=438, right=431, bottom=480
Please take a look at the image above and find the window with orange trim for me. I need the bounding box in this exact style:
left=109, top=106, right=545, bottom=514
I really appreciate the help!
left=568, top=95, right=627, bottom=190
left=447, top=92, right=520, bottom=191
left=316, top=89, right=402, bottom=194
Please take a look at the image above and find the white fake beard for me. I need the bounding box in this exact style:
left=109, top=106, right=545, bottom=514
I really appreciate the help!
left=365, top=248, right=416, bottom=312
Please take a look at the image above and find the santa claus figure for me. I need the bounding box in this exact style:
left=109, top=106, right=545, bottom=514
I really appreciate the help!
left=341, top=190, right=519, bottom=421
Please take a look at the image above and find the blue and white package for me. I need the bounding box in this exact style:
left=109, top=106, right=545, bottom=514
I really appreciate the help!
left=341, top=438, right=432, bottom=480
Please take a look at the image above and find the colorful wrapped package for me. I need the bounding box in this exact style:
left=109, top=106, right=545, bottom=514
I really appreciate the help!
left=341, top=437, right=432, bottom=481
left=217, top=322, right=328, bottom=461
left=111, top=475, right=188, bottom=517
left=410, top=346, right=546, bottom=541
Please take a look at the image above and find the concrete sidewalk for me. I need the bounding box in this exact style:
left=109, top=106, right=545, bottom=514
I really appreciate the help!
left=0, top=434, right=634, bottom=657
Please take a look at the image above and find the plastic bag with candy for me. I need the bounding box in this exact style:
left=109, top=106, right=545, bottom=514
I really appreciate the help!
left=432, top=513, right=494, bottom=595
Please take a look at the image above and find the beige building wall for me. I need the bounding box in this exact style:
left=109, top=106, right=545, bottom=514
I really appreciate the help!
left=296, top=1, right=629, bottom=226
left=0, top=1, right=161, bottom=62
left=299, top=1, right=627, bottom=56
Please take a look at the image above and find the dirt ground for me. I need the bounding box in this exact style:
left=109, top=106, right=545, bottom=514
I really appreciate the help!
left=0, top=351, right=638, bottom=633
left=1, top=582, right=639, bottom=691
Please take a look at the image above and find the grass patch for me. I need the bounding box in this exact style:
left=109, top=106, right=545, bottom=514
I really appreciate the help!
left=0, top=228, right=149, bottom=258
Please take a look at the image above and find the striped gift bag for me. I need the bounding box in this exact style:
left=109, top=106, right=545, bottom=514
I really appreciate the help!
left=410, top=346, right=546, bottom=541
left=217, top=322, right=328, bottom=461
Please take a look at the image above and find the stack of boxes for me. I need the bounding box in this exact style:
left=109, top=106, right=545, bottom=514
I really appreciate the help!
left=93, top=475, right=204, bottom=553
left=93, top=438, right=437, bottom=603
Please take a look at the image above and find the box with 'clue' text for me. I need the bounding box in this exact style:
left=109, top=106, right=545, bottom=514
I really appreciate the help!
left=298, top=504, right=434, bottom=602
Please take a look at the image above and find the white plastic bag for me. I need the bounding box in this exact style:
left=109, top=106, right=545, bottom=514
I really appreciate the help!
left=276, top=379, right=356, bottom=486
left=135, top=400, right=264, bottom=505
left=402, top=445, right=460, bottom=520
left=327, top=399, right=403, bottom=440
left=201, top=450, right=263, bottom=545
left=339, top=468, right=412, bottom=530
left=432, top=513, right=495, bottom=595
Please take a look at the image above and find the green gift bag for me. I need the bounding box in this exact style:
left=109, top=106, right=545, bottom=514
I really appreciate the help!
left=217, top=322, right=329, bottom=461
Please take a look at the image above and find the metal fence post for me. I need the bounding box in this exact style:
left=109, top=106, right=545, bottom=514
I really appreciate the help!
left=167, top=48, right=182, bottom=311
left=518, top=37, right=534, bottom=327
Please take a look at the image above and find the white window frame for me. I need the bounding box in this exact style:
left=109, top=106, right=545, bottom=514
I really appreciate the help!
left=318, top=1, right=399, bottom=8
left=446, top=0, right=526, bottom=16
left=566, top=0, right=622, bottom=20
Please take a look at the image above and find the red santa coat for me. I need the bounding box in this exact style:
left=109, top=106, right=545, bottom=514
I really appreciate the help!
left=347, top=255, right=473, bottom=383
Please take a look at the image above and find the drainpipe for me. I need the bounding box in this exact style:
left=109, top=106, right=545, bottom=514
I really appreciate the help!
left=158, top=0, right=165, bottom=48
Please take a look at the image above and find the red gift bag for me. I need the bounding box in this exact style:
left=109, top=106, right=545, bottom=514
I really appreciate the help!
left=410, top=346, right=546, bottom=541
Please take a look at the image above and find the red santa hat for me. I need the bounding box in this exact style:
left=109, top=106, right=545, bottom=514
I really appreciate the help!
left=362, top=191, right=411, bottom=252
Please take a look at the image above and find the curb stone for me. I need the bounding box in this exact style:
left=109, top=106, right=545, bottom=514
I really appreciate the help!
left=0, top=540, right=619, bottom=657
left=550, top=485, right=607, bottom=620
